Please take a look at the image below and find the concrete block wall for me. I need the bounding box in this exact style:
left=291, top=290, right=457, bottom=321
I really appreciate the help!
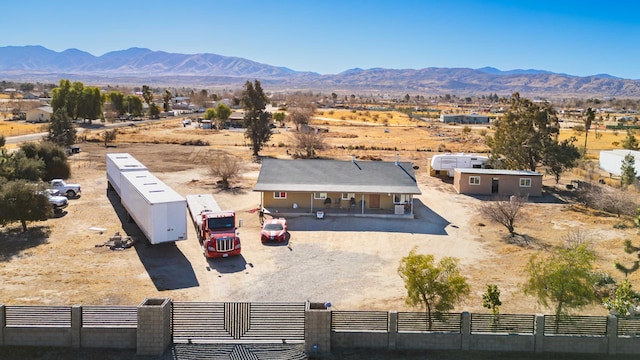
left=136, top=298, right=171, bottom=356
left=396, top=333, right=462, bottom=350
left=81, top=328, right=136, bottom=349
left=3, top=327, right=72, bottom=347
left=305, top=302, right=331, bottom=355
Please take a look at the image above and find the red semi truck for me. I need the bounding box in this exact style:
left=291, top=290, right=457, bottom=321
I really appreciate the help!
left=186, top=194, right=241, bottom=258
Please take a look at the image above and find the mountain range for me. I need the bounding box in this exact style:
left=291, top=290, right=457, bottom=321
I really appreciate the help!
left=1, top=45, right=639, bottom=98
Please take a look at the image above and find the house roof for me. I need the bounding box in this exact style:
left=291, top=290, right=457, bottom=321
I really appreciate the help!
left=27, top=106, right=52, bottom=114
left=254, top=158, right=422, bottom=194
left=455, top=168, right=542, bottom=176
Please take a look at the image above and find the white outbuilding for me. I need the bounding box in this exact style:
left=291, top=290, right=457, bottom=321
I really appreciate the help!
left=599, top=149, right=640, bottom=176
left=26, top=106, right=53, bottom=122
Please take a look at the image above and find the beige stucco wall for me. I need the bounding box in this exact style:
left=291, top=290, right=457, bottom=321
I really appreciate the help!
left=454, top=172, right=542, bottom=197
left=261, top=191, right=406, bottom=210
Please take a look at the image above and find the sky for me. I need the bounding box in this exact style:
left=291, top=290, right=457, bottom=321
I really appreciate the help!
left=3, top=0, right=640, bottom=79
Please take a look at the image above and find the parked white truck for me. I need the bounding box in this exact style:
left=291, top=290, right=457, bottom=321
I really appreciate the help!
left=430, top=153, right=489, bottom=177
left=106, top=153, right=187, bottom=245
left=50, top=179, right=81, bottom=198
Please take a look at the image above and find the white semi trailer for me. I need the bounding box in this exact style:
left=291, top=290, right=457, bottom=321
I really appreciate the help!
left=106, top=153, right=147, bottom=195
left=106, top=153, right=187, bottom=245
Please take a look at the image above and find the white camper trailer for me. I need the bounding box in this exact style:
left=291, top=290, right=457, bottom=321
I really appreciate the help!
left=430, top=153, right=489, bottom=177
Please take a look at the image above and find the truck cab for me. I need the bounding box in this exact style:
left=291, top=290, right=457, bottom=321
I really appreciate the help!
left=200, top=211, right=241, bottom=258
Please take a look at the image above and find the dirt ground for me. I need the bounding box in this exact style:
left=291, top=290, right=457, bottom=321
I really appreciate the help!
left=1, top=120, right=638, bottom=316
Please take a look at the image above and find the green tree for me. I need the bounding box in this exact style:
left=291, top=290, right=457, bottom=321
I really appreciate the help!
left=603, top=279, right=638, bottom=317
left=523, top=243, right=597, bottom=324
left=486, top=93, right=571, bottom=172
left=148, top=103, right=160, bottom=119
left=0, top=180, right=52, bottom=232
left=482, top=284, right=502, bottom=315
left=620, top=153, right=637, bottom=188
left=614, top=239, right=640, bottom=277
left=19, top=142, right=70, bottom=181
left=46, top=108, right=77, bottom=147
left=273, top=111, right=286, bottom=127
left=397, top=247, right=470, bottom=330
left=622, top=130, right=640, bottom=150
left=51, top=80, right=103, bottom=122
left=2, top=151, right=44, bottom=181
left=583, top=107, right=595, bottom=152
left=204, top=108, right=216, bottom=120
left=141, top=85, right=153, bottom=105
left=242, top=80, right=272, bottom=157
left=545, top=136, right=582, bottom=183
left=124, top=95, right=143, bottom=117
left=215, top=103, right=232, bottom=130
left=108, top=91, right=125, bottom=115
left=162, top=89, right=172, bottom=112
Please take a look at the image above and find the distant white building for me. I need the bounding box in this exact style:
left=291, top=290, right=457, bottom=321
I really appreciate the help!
left=26, top=106, right=53, bottom=122
left=599, top=149, right=640, bottom=176
left=440, top=114, right=489, bottom=124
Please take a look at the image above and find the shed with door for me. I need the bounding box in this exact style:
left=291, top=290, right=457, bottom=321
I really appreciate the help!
left=453, top=168, right=543, bottom=197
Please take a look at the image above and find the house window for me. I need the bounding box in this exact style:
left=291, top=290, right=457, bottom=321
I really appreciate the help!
left=393, top=194, right=410, bottom=203
left=273, top=192, right=287, bottom=199
left=520, top=178, right=532, bottom=187
left=469, top=176, right=481, bottom=185
left=341, top=193, right=355, bottom=200
left=314, top=192, right=327, bottom=199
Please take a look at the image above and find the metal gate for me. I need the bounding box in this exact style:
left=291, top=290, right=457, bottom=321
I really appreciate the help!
left=172, top=302, right=306, bottom=344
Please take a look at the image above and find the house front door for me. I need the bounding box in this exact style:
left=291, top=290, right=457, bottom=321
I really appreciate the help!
left=369, top=194, right=380, bottom=208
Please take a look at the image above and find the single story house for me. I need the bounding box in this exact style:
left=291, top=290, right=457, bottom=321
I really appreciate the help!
left=26, top=106, right=53, bottom=123
left=599, top=149, right=640, bottom=176
left=253, top=158, right=422, bottom=218
left=440, top=114, right=490, bottom=124
left=453, top=168, right=543, bottom=197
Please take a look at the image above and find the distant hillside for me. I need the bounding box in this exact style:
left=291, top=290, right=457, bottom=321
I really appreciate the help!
left=1, top=46, right=640, bottom=97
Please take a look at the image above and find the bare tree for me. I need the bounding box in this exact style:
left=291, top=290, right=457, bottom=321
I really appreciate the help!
left=479, top=195, right=527, bottom=236
left=579, top=183, right=637, bottom=218
left=293, top=130, right=326, bottom=158
left=102, top=129, right=117, bottom=148
left=209, top=153, right=243, bottom=190
left=286, top=107, right=315, bottom=131
left=285, top=93, right=317, bottom=131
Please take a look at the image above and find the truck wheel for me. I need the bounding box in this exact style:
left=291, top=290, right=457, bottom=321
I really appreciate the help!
left=65, top=190, right=76, bottom=198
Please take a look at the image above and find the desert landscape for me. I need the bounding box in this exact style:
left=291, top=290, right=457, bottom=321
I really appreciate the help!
left=1, top=111, right=638, bottom=317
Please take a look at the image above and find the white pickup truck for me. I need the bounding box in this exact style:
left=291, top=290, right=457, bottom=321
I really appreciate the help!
left=50, top=179, right=81, bottom=199
left=44, top=189, right=68, bottom=213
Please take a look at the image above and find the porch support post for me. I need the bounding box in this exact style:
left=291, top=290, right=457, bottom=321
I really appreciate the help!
left=310, top=193, right=314, bottom=214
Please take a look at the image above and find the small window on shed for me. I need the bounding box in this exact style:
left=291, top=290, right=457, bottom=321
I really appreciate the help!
left=519, top=178, right=532, bottom=187
left=469, top=176, right=481, bottom=185
left=274, top=192, right=287, bottom=199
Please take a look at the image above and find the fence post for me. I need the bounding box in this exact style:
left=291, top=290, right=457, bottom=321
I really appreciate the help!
left=607, top=316, right=618, bottom=355
left=305, top=301, right=331, bottom=355
left=0, top=304, right=4, bottom=346
left=461, top=312, right=470, bottom=351
left=137, top=298, right=172, bottom=356
left=388, top=311, right=397, bottom=350
left=534, top=315, right=545, bottom=353
left=71, top=305, right=81, bottom=348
